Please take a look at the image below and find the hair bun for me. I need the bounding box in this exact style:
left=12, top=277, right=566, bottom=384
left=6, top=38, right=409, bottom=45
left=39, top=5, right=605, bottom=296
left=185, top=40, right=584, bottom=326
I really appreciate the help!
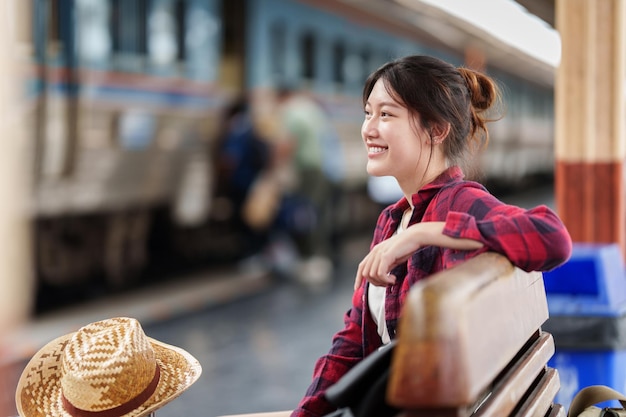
left=458, top=67, right=497, bottom=111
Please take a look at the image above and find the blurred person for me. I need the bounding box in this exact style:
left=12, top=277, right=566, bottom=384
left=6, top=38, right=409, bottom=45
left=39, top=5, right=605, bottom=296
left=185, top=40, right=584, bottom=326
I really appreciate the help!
left=213, top=94, right=272, bottom=258
left=273, top=85, right=337, bottom=289
left=14, top=317, right=202, bottom=417
left=290, top=55, right=572, bottom=417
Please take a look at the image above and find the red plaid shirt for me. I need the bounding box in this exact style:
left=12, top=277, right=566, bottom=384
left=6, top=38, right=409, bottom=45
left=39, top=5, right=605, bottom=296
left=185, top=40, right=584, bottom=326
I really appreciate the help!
left=291, top=166, right=572, bottom=417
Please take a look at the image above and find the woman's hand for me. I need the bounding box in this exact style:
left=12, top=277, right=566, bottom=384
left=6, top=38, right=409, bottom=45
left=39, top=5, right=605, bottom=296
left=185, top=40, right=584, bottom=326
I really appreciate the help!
left=355, top=222, right=441, bottom=289
left=354, top=221, right=483, bottom=290
left=355, top=230, right=417, bottom=289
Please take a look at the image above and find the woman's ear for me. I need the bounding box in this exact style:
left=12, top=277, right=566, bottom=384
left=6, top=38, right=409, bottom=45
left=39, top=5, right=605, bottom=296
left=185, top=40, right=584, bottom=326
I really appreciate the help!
left=430, top=122, right=451, bottom=144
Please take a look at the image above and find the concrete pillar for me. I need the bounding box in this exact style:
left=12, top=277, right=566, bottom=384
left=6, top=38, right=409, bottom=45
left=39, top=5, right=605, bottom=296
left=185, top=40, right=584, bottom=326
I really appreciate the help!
left=555, top=0, right=626, bottom=254
left=0, top=0, right=33, bottom=330
left=0, top=0, right=34, bottom=414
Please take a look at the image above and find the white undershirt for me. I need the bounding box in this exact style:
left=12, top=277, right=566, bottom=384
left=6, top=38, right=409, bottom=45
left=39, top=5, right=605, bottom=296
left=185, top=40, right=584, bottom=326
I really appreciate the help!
left=368, top=221, right=405, bottom=345
left=368, top=281, right=390, bottom=344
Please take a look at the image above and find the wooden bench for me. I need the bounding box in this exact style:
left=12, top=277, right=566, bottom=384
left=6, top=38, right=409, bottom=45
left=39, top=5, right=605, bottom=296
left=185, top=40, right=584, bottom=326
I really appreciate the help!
left=218, top=252, right=564, bottom=417
left=388, top=252, right=563, bottom=417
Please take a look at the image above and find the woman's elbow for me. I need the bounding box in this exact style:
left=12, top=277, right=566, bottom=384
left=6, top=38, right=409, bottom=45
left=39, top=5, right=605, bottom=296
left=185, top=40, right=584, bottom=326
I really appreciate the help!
left=543, top=231, right=573, bottom=271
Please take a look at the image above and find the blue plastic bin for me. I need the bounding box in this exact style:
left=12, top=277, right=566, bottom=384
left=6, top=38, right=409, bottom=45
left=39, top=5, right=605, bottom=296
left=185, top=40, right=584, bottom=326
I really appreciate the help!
left=542, top=243, right=626, bottom=409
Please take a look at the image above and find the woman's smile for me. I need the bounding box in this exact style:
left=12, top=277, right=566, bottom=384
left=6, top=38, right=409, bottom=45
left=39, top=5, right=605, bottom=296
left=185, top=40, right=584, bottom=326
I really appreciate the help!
left=367, top=145, right=388, bottom=156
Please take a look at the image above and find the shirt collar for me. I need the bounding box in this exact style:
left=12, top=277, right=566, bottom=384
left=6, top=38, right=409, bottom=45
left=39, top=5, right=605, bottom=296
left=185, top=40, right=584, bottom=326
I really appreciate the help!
left=388, top=166, right=464, bottom=221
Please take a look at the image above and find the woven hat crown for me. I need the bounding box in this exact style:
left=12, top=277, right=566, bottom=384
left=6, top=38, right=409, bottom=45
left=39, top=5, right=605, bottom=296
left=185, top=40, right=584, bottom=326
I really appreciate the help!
left=16, top=316, right=201, bottom=417
left=60, top=317, right=158, bottom=412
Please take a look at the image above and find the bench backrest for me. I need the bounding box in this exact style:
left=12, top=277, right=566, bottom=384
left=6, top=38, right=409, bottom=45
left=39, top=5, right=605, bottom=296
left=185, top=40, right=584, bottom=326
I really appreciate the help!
left=387, top=252, right=564, bottom=417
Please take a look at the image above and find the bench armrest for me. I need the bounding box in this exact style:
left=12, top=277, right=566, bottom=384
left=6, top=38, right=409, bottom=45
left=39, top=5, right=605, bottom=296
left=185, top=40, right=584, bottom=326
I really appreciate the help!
left=388, top=252, right=548, bottom=409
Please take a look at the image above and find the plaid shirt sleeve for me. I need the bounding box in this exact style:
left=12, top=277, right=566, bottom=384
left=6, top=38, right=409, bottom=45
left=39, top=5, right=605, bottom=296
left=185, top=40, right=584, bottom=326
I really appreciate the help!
left=290, top=208, right=395, bottom=417
left=441, top=183, right=572, bottom=272
left=290, top=285, right=379, bottom=417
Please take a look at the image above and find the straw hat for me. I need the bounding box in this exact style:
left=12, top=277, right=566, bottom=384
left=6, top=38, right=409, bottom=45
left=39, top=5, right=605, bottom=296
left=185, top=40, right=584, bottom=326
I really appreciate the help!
left=15, top=317, right=202, bottom=417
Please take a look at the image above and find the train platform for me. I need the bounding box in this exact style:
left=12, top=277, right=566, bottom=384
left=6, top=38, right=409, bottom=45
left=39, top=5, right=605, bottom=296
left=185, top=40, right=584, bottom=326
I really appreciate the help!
left=1, top=184, right=554, bottom=369
left=2, top=265, right=274, bottom=370
left=2, top=233, right=372, bottom=417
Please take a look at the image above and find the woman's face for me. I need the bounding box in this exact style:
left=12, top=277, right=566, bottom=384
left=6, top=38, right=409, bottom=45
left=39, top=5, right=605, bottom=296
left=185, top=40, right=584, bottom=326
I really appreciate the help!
left=362, top=78, right=430, bottom=191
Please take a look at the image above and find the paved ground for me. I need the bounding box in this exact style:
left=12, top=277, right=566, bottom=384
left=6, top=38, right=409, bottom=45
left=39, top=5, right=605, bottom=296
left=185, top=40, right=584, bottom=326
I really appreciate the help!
left=147, top=262, right=360, bottom=417
left=3, top=234, right=370, bottom=417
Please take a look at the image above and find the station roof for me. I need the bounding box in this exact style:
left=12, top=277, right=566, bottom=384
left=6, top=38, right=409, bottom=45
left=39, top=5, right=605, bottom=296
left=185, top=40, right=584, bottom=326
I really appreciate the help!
left=515, top=0, right=555, bottom=27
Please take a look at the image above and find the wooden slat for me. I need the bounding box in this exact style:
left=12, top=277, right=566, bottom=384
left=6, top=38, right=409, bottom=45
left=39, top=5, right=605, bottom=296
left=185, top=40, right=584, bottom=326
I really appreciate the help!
left=388, top=252, right=549, bottom=409
left=545, top=404, right=567, bottom=417
left=474, top=332, right=556, bottom=416
left=514, top=367, right=561, bottom=417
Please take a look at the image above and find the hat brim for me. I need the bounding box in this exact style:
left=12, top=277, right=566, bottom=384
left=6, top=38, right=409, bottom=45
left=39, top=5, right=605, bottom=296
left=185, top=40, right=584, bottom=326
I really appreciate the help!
left=15, top=332, right=202, bottom=417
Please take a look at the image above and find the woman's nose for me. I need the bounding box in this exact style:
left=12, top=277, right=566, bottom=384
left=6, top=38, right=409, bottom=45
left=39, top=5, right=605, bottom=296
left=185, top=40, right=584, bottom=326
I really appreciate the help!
left=362, top=117, right=377, bottom=138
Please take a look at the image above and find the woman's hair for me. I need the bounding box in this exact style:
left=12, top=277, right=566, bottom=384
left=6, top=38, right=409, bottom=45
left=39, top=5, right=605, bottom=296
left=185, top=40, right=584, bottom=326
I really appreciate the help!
left=362, top=55, right=502, bottom=177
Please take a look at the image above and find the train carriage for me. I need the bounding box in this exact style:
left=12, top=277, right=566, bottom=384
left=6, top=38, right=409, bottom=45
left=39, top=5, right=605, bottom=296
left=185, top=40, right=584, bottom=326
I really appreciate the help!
left=31, top=0, right=226, bottom=288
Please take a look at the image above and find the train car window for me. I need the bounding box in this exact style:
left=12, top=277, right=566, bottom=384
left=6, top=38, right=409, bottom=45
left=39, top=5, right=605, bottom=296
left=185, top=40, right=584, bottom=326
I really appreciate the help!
left=47, top=0, right=60, bottom=45
left=185, top=0, right=220, bottom=82
left=76, top=0, right=112, bottom=67
left=110, top=0, right=148, bottom=72
left=332, top=40, right=345, bottom=88
left=35, top=0, right=75, bottom=66
left=361, top=48, right=372, bottom=83
left=147, top=0, right=179, bottom=75
left=34, top=0, right=61, bottom=63
left=343, top=51, right=365, bottom=93
left=269, top=21, right=287, bottom=81
left=300, top=31, right=316, bottom=81
left=175, top=0, right=186, bottom=61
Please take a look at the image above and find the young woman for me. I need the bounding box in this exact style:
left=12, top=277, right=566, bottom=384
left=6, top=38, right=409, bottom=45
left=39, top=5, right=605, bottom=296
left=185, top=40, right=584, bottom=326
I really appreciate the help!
left=290, top=55, right=572, bottom=417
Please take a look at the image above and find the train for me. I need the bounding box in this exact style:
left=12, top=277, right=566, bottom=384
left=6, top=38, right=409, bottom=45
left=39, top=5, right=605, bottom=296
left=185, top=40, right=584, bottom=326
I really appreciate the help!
left=22, top=0, right=556, bottom=292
